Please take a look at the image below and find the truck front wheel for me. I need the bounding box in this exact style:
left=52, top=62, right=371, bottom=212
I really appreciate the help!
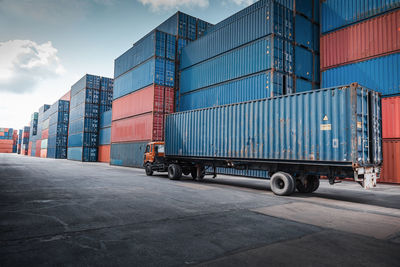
left=168, top=164, right=182, bottom=180
left=145, top=163, right=153, bottom=176
left=270, top=172, right=295, bottom=196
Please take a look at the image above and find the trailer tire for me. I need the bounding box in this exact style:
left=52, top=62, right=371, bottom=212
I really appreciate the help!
left=296, top=175, right=319, bottom=193
left=270, top=172, right=295, bottom=196
left=145, top=163, right=153, bottom=176
left=168, top=164, right=182, bottom=180
left=190, top=168, right=197, bottom=180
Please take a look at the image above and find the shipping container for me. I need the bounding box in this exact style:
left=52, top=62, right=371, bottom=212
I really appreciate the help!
left=111, top=112, right=165, bottom=143
left=67, top=147, right=98, bottom=162
left=166, top=84, right=382, bottom=167
left=99, top=127, right=111, bottom=145
left=110, top=141, right=148, bottom=167
left=178, top=71, right=293, bottom=111
left=60, top=90, right=71, bottom=101
left=113, top=85, right=174, bottom=120
left=321, top=10, right=400, bottom=70
left=113, top=58, right=175, bottom=100
left=180, top=0, right=295, bottom=70
left=100, top=110, right=112, bottom=128
left=98, top=145, right=111, bottom=163
left=321, top=0, right=400, bottom=33
left=380, top=139, right=400, bottom=184
left=322, top=53, right=400, bottom=96
left=382, top=96, right=400, bottom=139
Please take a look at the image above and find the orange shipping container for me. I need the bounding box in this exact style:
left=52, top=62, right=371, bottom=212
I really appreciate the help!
left=382, top=96, right=400, bottom=139
left=0, top=148, right=13, bottom=153
left=40, top=149, right=47, bottom=158
left=35, top=140, right=41, bottom=157
left=98, top=145, right=111, bottom=163
left=112, top=85, right=174, bottom=121
left=60, top=90, right=71, bottom=101
left=42, top=129, right=49, bottom=139
left=111, top=112, right=165, bottom=143
left=321, top=9, right=400, bottom=70
left=380, top=139, right=400, bottom=184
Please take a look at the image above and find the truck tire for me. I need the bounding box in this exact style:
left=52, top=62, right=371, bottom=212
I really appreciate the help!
left=296, top=175, right=319, bottom=193
left=168, top=164, right=182, bottom=180
left=270, top=172, right=295, bottom=196
left=145, top=163, right=153, bottom=176
left=191, top=166, right=205, bottom=181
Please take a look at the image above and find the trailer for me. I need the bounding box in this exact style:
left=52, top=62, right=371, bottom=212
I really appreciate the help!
left=144, top=83, right=382, bottom=196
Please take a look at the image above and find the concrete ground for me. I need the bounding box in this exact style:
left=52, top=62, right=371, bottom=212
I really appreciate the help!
left=1, top=154, right=400, bottom=267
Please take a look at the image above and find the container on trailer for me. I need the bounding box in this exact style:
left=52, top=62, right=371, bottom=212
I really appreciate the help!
left=166, top=84, right=382, bottom=170
left=321, top=0, right=400, bottom=33
left=110, top=141, right=148, bottom=167
left=111, top=112, right=165, bottom=143
left=113, top=85, right=174, bottom=120
left=321, top=10, right=400, bottom=70
left=382, top=96, right=400, bottom=139
left=322, top=53, right=400, bottom=96
left=380, top=139, right=400, bottom=184
left=98, top=145, right=111, bottom=163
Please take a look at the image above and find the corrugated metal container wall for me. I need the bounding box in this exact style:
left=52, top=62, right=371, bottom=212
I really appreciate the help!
left=321, top=0, right=400, bottom=33
left=321, top=10, right=400, bottom=70
left=98, top=145, right=111, bottom=163
left=382, top=96, right=400, bottom=139
left=99, top=127, right=111, bottom=145
left=166, top=85, right=382, bottom=166
left=178, top=72, right=292, bottom=111
left=321, top=53, right=400, bottom=96
left=111, top=113, right=165, bottom=143
left=216, top=168, right=269, bottom=179
left=60, top=90, right=71, bottom=101
left=100, top=110, right=112, bottom=128
left=110, top=141, right=148, bottom=167
left=180, top=0, right=294, bottom=70
left=112, top=85, right=174, bottom=120
left=380, top=139, right=400, bottom=184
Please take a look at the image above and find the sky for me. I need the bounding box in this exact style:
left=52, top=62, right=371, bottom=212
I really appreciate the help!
left=0, top=0, right=256, bottom=130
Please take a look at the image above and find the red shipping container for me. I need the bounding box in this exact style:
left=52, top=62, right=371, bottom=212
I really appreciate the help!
left=40, top=149, right=47, bottom=158
left=0, top=132, right=4, bottom=137
left=321, top=9, right=400, bottom=70
left=380, top=139, right=400, bottom=184
left=382, top=96, right=400, bottom=139
left=111, top=112, right=165, bottom=143
left=98, top=145, right=111, bottom=163
left=112, top=85, right=174, bottom=121
left=35, top=140, right=41, bottom=157
left=42, top=129, right=49, bottom=139
left=60, top=90, right=71, bottom=101
left=0, top=149, right=13, bottom=153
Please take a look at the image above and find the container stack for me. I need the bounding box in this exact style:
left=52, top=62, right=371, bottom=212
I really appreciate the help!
left=111, top=12, right=212, bottom=167
left=47, top=100, right=70, bottom=159
left=177, top=0, right=320, bottom=111
left=98, top=110, right=112, bottom=163
left=29, top=112, right=39, bottom=156
left=381, top=96, right=400, bottom=184
left=176, top=0, right=319, bottom=177
left=12, top=130, right=18, bottom=153
left=320, top=1, right=400, bottom=96
left=21, top=126, right=30, bottom=155
left=68, top=74, right=113, bottom=162
left=0, top=128, right=14, bottom=153
left=40, top=107, right=51, bottom=158
left=17, top=129, right=22, bottom=154
left=36, top=104, right=51, bottom=157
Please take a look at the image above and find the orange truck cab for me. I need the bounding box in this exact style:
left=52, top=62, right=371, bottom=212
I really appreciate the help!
left=144, top=142, right=165, bottom=164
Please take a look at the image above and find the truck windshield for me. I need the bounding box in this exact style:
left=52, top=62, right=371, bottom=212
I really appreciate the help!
left=155, top=145, right=165, bottom=153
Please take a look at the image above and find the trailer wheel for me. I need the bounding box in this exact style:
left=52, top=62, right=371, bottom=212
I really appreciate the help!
left=270, top=172, right=295, bottom=196
left=296, top=175, right=319, bottom=193
left=190, top=168, right=197, bottom=180
left=168, top=164, right=182, bottom=180
left=145, top=163, right=153, bottom=176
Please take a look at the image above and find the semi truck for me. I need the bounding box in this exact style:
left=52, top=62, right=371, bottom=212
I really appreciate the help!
left=143, top=84, right=382, bottom=196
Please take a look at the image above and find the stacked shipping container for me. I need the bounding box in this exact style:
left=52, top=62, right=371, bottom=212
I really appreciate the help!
left=17, top=129, right=22, bottom=154
left=21, top=126, right=30, bottom=155
left=320, top=1, right=400, bottom=184
left=35, top=105, right=50, bottom=157
left=47, top=100, right=70, bottom=159
left=29, top=112, right=38, bottom=156
left=68, top=74, right=113, bottom=162
left=321, top=3, right=400, bottom=96
left=177, top=0, right=320, bottom=177
left=111, top=12, right=212, bottom=167
left=0, top=128, right=15, bottom=153
left=99, top=110, right=112, bottom=162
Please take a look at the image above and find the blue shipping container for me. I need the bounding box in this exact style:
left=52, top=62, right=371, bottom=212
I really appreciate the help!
left=100, top=110, right=112, bottom=128
left=321, top=53, right=400, bottom=96
left=166, top=84, right=382, bottom=166
left=110, top=141, right=148, bottom=168
left=99, top=127, right=111, bottom=145
left=321, top=0, right=400, bottom=33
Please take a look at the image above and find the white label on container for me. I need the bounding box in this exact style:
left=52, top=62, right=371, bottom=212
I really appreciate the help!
left=357, top=121, right=362, bottom=129
left=320, top=124, right=331, bottom=131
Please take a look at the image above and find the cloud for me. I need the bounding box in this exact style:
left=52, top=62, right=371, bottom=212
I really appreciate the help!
left=0, top=40, right=65, bottom=94
left=138, top=0, right=209, bottom=10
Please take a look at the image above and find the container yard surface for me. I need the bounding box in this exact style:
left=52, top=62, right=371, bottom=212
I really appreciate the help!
left=1, top=153, right=400, bottom=266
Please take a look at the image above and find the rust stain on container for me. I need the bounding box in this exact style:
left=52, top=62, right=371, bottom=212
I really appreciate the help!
left=380, top=139, right=400, bottom=184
